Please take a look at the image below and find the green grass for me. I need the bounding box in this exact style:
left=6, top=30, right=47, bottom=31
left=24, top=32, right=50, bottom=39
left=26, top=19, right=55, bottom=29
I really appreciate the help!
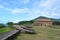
left=14, top=25, right=60, bottom=40
left=0, top=27, right=13, bottom=34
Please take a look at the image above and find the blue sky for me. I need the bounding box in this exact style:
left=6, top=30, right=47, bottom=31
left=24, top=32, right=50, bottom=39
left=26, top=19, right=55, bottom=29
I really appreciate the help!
left=0, top=0, right=60, bottom=23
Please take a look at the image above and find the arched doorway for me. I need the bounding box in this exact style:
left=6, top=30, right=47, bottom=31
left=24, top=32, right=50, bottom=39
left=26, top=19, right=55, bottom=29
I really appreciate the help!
left=40, top=24, right=42, bottom=26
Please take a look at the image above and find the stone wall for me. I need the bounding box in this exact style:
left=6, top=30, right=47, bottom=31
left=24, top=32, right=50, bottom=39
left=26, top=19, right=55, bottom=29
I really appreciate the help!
left=33, top=21, right=52, bottom=27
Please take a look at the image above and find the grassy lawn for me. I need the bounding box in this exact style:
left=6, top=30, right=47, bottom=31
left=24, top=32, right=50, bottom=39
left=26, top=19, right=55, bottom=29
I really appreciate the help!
left=14, top=25, right=60, bottom=40
left=0, top=27, right=13, bottom=34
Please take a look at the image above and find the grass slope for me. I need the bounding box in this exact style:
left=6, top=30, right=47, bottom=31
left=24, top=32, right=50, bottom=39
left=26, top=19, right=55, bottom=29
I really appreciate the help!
left=14, top=25, right=60, bottom=40
left=0, top=27, right=13, bottom=34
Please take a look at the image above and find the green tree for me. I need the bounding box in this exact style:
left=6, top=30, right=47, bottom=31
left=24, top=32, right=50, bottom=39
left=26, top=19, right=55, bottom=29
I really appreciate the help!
left=18, top=20, right=33, bottom=25
left=7, top=22, right=14, bottom=27
left=53, top=21, right=60, bottom=25
left=0, top=23, right=5, bottom=28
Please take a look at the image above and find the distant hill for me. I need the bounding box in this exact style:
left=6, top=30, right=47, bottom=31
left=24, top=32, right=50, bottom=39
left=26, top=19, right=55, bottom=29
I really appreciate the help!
left=34, top=16, right=50, bottom=20
left=17, top=16, right=60, bottom=25
left=33, top=16, right=60, bottom=22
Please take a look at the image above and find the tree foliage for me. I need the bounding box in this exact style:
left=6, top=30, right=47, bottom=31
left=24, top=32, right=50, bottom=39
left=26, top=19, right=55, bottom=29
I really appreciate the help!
left=0, top=23, right=5, bottom=28
left=18, top=20, right=33, bottom=25
left=7, top=22, right=14, bottom=27
left=53, top=21, right=60, bottom=25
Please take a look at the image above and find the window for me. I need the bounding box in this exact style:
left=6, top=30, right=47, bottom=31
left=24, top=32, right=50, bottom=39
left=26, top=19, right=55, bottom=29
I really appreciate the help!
left=41, top=24, right=42, bottom=26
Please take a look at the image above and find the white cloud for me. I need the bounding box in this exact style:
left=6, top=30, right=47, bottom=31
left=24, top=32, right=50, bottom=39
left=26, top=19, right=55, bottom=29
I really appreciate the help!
left=40, top=0, right=54, bottom=7
left=0, top=5, right=5, bottom=8
left=1, top=0, right=60, bottom=19
left=10, top=8, right=29, bottom=14
left=0, top=0, right=60, bottom=23
left=3, top=1, right=9, bottom=6
left=12, top=0, right=30, bottom=5
left=39, top=0, right=60, bottom=18
left=23, top=0, right=30, bottom=4
left=13, top=19, right=20, bottom=23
